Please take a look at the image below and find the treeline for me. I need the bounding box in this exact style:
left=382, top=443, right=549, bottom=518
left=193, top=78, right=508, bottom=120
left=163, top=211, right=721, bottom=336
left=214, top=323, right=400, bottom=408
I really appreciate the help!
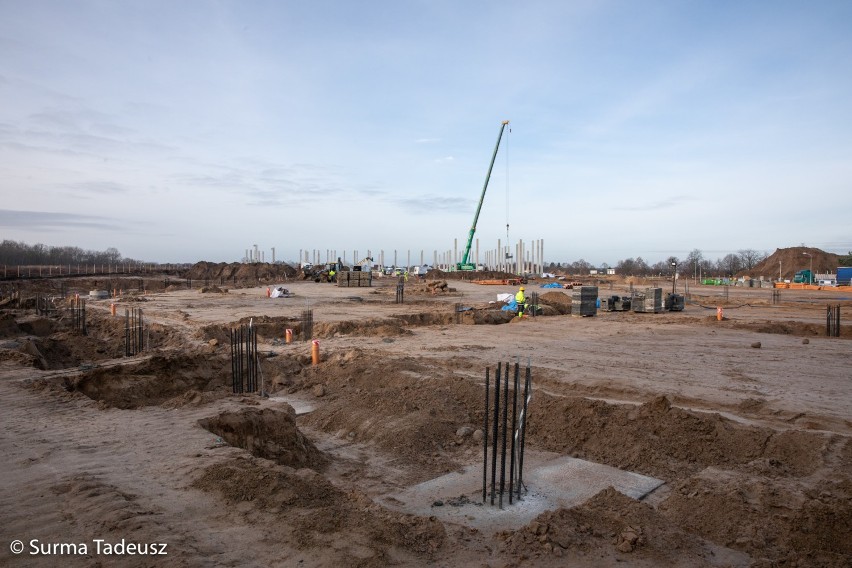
left=0, top=240, right=140, bottom=266
left=546, top=249, right=769, bottom=277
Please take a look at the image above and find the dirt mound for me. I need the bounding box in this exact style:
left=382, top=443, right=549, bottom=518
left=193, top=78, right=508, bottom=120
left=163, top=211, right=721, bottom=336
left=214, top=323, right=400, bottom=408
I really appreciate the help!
left=394, top=309, right=515, bottom=326
left=500, top=487, right=730, bottom=564
left=185, top=262, right=298, bottom=283
left=298, top=355, right=489, bottom=481
left=659, top=472, right=852, bottom=565
left=746, top=247, right=838, bottom=280
left=539, top=291, right=572, bottom=315
left=192, top=457, right=446, bottom=560
left=315, top=319, right=412, bottom=338
left=198, top=406, right=328, bottom=470
left=71, top=352, right=229, bottom=408
left=527, top=395, right=829, bottom=479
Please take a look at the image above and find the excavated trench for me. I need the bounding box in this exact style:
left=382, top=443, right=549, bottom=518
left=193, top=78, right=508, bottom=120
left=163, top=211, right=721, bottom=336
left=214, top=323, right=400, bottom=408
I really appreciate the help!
left=69, top=352, right=229, bottom=408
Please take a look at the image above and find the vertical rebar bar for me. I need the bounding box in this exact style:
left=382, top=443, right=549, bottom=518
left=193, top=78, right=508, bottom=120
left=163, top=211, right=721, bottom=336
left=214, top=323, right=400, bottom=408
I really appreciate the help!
left=518, top=361, right=531, bottom=500
left=508, top=361, right=519, bottom=503
left=230, top=328, right=235, bottom=392
left=490, top=362, right=500, bottom=505
left=483, top=368, right=489, bottom=503
left=499, top=361, right=509, bottom=508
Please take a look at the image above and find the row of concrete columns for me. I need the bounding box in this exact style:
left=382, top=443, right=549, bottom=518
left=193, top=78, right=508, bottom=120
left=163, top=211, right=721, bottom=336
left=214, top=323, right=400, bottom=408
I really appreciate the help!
left=293, top=239, right=544, bottom=275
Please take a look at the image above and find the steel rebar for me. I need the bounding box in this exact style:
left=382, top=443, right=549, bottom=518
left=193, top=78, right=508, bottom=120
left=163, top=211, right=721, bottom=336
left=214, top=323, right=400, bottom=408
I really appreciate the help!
left=518, top=361, right=531, bottom=499
left=499, top=361, right=509, bottom=508
left=483, top=368, right=489, bottom=503
left=490, top=362, right=500, bottom=505
left=509, top=361, right=519, bottom=503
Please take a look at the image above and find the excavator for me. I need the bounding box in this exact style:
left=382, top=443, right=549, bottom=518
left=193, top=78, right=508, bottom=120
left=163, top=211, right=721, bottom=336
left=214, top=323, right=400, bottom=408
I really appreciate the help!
left=455, top=120, right=509, bottom=271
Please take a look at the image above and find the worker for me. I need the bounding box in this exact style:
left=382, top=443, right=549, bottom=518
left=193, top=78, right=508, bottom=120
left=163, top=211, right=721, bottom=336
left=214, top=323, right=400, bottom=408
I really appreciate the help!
left=515, top=286, right=526, bottom=318
left=328, top=268, right=336, bottom=283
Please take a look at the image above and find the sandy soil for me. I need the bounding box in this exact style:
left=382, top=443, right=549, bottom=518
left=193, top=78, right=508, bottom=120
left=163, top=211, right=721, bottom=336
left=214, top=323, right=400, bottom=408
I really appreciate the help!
left=0, top=275, right=850, bottom=567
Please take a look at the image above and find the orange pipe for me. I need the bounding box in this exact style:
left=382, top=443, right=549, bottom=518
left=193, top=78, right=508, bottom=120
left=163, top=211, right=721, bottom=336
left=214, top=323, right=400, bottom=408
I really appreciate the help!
left=110, top=303, right=116, bottom=316
left=311, top=339, right=320, bottom=365
left=716, top=307, right=723, bottom=321
left=285, top=329, right=293, bottom=344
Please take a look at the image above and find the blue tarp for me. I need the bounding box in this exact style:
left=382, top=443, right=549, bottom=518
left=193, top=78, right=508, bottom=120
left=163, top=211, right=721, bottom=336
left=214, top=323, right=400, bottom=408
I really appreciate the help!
left=540, top=282, right=562, bottom=288
left=501, top=298, right=518, bottom=311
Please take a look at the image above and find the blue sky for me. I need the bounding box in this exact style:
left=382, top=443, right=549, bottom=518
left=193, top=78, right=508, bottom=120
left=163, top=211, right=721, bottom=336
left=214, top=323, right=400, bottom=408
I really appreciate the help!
left=1, top=0, right=850, bottom=265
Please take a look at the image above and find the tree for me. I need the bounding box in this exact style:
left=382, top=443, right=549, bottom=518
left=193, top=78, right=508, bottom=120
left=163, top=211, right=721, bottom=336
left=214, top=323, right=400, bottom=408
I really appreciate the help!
left=719, top=253, right=742, bottom=276
left=685, top=249, right=703, bottom=278
left=616, top=258, right=636, bottom=275
left=838, top=252, right=852, bottom=267
left=738, top=249, right=767, bottom=271
left=570, top=259, right=592, bottom=274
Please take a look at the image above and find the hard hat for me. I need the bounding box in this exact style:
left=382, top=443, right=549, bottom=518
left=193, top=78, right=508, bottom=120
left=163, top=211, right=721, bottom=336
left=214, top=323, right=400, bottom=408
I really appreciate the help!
left=519, top=286, right=525, bottom=291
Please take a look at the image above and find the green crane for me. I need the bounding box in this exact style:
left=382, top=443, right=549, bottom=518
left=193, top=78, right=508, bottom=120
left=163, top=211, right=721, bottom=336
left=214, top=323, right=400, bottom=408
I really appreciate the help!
left=456, top=120, right=510, bottom=271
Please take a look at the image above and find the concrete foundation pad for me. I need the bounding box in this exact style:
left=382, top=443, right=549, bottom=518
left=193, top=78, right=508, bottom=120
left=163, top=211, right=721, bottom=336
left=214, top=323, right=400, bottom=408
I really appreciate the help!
left=267, top=395, right=315, bottom=415
left=377, top=452, right=664, bottom=533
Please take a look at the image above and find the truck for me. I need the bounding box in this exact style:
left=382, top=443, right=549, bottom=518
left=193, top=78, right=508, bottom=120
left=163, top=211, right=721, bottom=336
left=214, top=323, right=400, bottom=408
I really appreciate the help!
left=456, top=120, right=510, bottom=271
left=792, top=269, right=814, bottom=284
left=838, top=266, right=852, bottom=286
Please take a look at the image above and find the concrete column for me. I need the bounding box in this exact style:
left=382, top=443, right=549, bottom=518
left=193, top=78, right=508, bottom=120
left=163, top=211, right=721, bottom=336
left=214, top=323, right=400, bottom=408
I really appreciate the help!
left=475, top=238, right=479, bottom=268
left=497, top=239, right=502, bottom=273
left=454, top=238, right=458, bottom=266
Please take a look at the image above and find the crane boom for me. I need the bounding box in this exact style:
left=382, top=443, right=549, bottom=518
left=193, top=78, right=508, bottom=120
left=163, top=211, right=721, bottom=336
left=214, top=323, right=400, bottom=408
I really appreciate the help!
left=456, top=120, right=509, bottom=271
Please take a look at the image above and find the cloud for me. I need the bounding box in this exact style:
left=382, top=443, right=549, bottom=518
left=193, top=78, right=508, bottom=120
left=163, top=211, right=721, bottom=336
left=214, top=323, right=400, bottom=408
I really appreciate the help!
left=434, top=156, right=455, bottom=164
left=0, top=209, right=124, bottom=232
left=61, top=181, right=130, bottom=196
left=393, top=195, right=470, bottom=213
left=611, top=195, right=696, bottom=212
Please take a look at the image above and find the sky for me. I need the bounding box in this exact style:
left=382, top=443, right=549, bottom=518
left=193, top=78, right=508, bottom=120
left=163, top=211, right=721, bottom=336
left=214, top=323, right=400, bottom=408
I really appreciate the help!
left=1, top=0, right=851, bottom=266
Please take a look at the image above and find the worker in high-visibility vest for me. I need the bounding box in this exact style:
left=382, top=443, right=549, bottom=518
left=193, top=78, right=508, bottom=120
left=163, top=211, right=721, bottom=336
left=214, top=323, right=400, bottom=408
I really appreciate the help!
left=328, top=269, right=336, bottom=283
left=515, top=286, right=526, bottom=318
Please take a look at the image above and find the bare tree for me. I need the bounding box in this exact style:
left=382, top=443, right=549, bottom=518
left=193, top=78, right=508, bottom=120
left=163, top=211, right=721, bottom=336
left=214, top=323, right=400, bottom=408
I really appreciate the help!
left=737, top=249, right=767, bottom=271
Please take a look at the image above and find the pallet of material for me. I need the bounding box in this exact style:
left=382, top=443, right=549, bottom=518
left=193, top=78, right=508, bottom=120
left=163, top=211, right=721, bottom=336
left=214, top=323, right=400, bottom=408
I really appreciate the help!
left=633, top=287, right=662, bottom=313
left=337, top=271, right=372, bottom=287
left=571, top=286, right=598, bottom=317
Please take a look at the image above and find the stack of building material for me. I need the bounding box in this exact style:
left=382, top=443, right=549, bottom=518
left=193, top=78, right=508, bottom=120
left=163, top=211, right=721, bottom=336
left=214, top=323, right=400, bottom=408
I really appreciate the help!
left=633, top=288, right=662, bottom=313
left=337, top=270, right=372, bottom=287
left=571, top=286, right=598, bottom=317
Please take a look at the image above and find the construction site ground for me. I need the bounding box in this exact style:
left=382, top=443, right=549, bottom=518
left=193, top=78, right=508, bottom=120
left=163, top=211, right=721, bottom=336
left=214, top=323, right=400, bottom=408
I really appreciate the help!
left=0, top=276, right=850, bottom=567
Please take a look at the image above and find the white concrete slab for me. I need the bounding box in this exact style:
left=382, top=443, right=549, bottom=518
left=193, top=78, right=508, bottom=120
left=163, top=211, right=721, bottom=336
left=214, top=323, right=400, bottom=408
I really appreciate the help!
left=267, top=395, right=316, bottom=415
left=377, top=452, right=664, bottom=533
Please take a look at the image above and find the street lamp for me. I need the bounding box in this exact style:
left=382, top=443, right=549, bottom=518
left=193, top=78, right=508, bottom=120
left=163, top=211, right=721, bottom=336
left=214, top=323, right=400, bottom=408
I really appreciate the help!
left=671, top=260, right=677, bottom=294
left=802, top=252, right=813, bottom=284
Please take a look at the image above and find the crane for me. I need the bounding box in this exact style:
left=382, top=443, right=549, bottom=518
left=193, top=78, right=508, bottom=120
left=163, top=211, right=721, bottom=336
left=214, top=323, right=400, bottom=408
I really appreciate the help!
left=456, top=120, right=510, bottom=271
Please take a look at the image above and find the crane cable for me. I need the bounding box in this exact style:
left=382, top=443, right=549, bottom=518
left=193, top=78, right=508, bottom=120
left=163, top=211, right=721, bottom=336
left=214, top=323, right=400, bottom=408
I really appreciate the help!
left=505, top=124, right=511, bottom=250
